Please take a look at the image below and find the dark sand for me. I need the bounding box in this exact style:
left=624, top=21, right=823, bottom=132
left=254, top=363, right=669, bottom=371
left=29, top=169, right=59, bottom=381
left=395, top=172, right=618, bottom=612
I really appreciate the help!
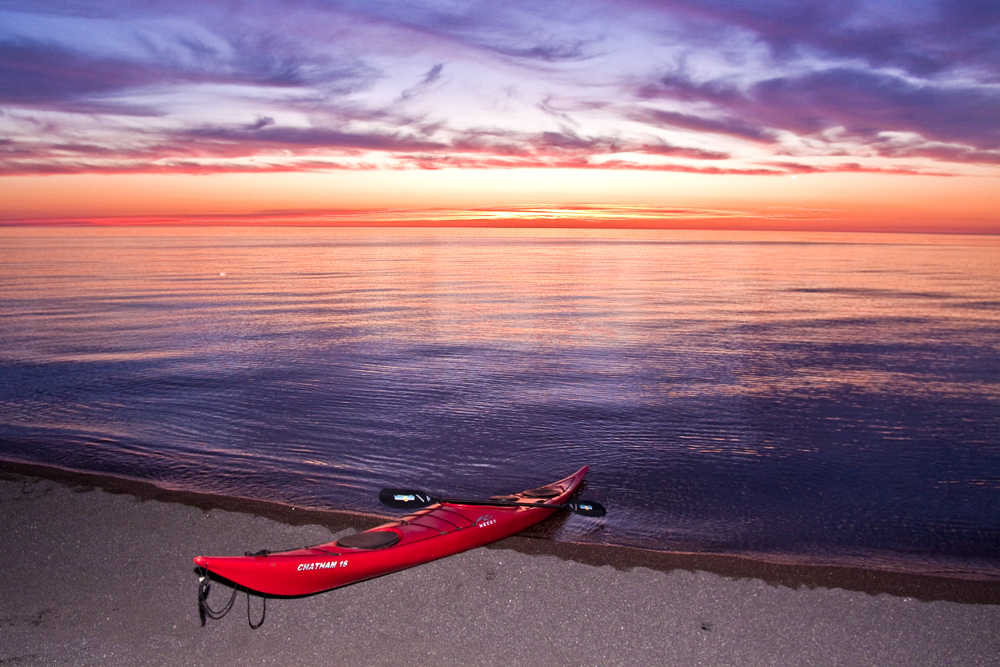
left=2, top=462, right=999, bottom=666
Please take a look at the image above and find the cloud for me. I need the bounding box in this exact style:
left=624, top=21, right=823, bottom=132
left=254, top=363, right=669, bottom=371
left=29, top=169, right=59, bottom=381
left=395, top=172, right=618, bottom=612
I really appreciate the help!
left=636, top=0, right=1000, bottom=77
left=448, top=127, right=729, bottom=160
left=399, top=63, right=444, bottom=100
left=247, top=116, right=276, bottom=130
left=185, top=123, right=448, bottom=152
left=749, top=68, right=1000, bottom=149
left=1, top=0, right=997, bottom=176
left=327, top=0, right=605, bottom=63
left=632, top=108, right=777, bottom=143
left=636, top=66, right=1000, bottom=157
left=419, top=63, right=444, bottom=86
left=0, top=44, right=159, bottom=105
left=868, top=134, right=1000, bottom=165
left=0, top=6, right=378, bottom=110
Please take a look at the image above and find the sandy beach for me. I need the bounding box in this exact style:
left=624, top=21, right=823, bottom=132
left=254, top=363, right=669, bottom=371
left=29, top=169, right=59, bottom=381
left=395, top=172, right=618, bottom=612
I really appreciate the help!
left=2, top=463, right=998, bottom=667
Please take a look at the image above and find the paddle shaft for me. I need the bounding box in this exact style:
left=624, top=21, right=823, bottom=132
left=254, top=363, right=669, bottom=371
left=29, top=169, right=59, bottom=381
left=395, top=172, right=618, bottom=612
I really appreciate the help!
left=379, top=488, right=606, bottom=516
left=439, top=497, right=567, bottom=510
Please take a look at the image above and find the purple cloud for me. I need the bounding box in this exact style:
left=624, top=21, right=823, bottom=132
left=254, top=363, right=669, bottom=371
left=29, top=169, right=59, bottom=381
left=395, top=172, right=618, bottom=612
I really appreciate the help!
left=632, top=108, right=777, bottom=143
left=0, top=0, right=997, bottom=175
left=0, top=4, right=377, bottom=108
left=185, top=124, right=447, bottom=152
left=322, top=0, right=604, bottom=63
left=638, top=66, right=1000, bottom=154
left=0, top=44, right=159, bottom=106
left=636, top=0, right=1000, bottom=77
left=751, top=68, right=1000, bottom=148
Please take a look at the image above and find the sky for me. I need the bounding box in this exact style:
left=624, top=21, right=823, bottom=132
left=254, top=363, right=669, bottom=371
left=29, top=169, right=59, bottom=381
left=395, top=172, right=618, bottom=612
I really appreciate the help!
left=1, top=0, right=998, bottom=232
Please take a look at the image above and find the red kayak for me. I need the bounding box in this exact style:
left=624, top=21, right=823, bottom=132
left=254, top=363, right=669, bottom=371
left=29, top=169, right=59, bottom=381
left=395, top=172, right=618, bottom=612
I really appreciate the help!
left=194, top=466, right=591, bottom=597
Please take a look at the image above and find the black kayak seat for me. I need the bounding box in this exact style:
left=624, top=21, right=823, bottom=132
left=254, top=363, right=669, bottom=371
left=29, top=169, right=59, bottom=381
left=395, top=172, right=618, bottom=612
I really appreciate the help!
left=521, top=487, right=561, bottom=499
left=336, top=531, right=401, bottom=550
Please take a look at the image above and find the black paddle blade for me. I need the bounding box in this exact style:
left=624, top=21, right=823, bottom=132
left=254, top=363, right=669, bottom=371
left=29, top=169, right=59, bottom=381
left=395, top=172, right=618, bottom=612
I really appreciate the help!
left=198, top=578, right=209, bottom=626
left=567, top=500, right=606, bottom=517
left=378, top=488, right=439, bottom=510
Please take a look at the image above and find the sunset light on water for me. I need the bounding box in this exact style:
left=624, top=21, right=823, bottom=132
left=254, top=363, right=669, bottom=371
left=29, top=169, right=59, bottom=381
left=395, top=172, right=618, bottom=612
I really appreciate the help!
left=2, top=226, right=998, bottom=578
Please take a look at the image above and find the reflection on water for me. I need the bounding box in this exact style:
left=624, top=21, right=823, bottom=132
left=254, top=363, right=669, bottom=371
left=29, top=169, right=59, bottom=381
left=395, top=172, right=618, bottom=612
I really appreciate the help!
left=1, top=226, right=999, bottom=577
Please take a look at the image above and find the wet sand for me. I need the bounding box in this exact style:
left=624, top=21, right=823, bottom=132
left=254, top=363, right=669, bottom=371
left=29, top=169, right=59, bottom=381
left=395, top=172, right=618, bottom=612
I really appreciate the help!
left=2, top=461, right=998, bottom=666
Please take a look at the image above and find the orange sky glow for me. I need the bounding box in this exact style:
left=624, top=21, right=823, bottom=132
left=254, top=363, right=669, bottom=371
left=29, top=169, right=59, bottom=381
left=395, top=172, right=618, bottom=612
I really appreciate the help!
left=2, top=169, right=997, bottom=234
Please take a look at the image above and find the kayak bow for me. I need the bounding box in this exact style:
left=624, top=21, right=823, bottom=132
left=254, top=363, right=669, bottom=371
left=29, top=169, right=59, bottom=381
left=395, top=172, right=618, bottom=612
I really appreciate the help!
left=193, top=466, right=591, bottom=597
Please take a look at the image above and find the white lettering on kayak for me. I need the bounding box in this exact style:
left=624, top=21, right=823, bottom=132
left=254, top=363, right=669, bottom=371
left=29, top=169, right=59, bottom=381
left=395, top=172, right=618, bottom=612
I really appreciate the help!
left=297, top=559, right=349, bottom=572
left=475, top=514, right=496, bottom=528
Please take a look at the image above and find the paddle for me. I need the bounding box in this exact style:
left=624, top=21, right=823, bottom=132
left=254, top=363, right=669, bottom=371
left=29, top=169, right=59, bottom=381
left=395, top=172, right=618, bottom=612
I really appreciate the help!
left=378, top=488, right=607, bottom=517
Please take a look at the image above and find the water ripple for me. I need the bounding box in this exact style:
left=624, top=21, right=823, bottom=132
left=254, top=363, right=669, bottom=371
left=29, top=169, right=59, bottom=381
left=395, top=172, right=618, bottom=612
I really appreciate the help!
left=1, top=227, right=998, bottom=578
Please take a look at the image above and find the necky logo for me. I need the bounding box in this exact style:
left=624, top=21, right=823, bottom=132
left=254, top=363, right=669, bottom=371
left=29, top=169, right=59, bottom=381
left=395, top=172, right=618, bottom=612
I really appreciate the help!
left=475, top=514, right=496, bottom=528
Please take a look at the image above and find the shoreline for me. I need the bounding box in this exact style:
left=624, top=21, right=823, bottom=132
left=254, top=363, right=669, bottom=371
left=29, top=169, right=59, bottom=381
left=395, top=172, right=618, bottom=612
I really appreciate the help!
left=2, top=457, right=998, bottom=606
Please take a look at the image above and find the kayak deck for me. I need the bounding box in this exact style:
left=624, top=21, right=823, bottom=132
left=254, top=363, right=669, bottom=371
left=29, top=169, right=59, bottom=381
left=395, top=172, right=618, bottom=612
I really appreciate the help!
left=193, top=466, right=589, bottom=597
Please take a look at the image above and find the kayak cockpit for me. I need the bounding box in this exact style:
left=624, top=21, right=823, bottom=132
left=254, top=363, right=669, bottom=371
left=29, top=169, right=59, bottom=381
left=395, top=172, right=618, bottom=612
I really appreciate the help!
left=335, top=530, right=401, bottom=550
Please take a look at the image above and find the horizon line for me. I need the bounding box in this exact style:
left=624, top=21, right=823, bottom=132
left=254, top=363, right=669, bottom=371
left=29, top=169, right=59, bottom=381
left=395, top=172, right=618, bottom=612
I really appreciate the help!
left=2, top=204, right=997, bottom=236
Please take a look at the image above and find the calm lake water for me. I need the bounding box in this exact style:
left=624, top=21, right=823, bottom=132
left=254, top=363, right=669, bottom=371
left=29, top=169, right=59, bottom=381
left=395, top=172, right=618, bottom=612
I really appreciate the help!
left=1, top=226, right=998, bottom=578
